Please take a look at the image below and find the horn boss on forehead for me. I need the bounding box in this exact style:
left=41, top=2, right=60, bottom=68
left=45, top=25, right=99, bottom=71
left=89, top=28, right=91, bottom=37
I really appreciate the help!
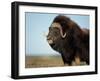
left=51, top=22, right=66, bottom=38
left=47, top=15, right=89, bottom=66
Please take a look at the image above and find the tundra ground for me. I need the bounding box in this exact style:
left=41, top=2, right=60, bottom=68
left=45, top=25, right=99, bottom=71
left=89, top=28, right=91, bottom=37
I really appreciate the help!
left=25, top=55, right=87, bottom=68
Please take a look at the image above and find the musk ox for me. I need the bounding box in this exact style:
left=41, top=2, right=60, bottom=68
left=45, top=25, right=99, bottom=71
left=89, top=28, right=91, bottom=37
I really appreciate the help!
left=47, top=15, right=89, bottom=66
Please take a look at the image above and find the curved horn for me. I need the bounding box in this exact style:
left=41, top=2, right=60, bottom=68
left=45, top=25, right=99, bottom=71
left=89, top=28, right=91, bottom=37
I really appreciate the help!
left=51, top=23, right=66, bottom=38
left=60, top=31, right=66, bottom=38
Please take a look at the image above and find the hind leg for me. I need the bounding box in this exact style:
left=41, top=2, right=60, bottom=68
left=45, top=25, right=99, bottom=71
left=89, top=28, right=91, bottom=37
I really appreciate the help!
left=75, top=56, right=81, bottom=65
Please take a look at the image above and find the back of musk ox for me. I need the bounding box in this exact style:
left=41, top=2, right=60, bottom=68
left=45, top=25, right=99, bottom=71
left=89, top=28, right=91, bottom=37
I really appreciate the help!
left=47, top=15, right=89, bottom=66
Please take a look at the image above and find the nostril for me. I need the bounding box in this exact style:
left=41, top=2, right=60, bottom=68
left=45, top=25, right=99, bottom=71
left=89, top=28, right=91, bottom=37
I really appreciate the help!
left=47, top=38, right=50, bottom=40
left=47, top=36, right=51, bottom=40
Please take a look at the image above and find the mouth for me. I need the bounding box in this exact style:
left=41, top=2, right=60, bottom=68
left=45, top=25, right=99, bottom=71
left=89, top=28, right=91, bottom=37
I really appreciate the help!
left=47, top=39, right=53, bottom=44
left=47, top=39, right=55, bottom=47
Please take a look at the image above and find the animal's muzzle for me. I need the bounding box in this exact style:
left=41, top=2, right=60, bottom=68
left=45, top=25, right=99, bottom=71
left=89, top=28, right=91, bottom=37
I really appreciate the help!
left=47, top=39, right=53, bottom=44
left=47, top=36, right=54, bottom=45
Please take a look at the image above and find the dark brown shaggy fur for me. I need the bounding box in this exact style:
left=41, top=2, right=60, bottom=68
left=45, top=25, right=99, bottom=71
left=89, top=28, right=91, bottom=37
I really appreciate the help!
left=47, top=15, right=89, bottom=65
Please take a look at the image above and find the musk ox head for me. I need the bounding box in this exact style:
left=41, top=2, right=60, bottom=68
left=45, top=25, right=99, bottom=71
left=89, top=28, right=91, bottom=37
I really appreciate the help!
left=47, top=15, right=77, bottom=51
left=47, top=22, right=65, bottom=49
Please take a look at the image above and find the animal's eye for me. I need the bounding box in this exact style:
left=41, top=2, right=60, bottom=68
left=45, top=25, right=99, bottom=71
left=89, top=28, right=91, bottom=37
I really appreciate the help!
left=53, top=28, right=60, bottom=34
left=54, top=27, right=59, bottom=30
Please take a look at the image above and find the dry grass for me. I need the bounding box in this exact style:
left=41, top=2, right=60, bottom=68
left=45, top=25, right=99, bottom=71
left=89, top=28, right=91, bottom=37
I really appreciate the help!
left=25, top=55, right=87, bottom=68
left=25, top=55, right=64, bottom=68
